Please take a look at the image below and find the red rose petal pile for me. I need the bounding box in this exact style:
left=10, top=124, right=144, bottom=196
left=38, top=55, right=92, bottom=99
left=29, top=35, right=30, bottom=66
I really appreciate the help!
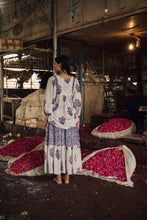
left=9, top=150, right=44, bottom=174
left=82, top=148, right=127, bottom=182
left=0, top=136, right=44, bottom=157
left=97, top=118, right=131, bottom=132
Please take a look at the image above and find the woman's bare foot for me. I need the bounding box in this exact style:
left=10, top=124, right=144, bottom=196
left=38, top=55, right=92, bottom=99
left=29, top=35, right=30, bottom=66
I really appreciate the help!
left=53, top=174, right=62, bottom=184
left=63, top=174, right=69, bottom=184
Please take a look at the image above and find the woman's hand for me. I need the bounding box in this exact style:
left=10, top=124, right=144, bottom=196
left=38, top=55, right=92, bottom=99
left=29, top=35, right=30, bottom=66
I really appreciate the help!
left=45, top=115, right=48, bottom=126
left=78, top=120, right=80, bottom=129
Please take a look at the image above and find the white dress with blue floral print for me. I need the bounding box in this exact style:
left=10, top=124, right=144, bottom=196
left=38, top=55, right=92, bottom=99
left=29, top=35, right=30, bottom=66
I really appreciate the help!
left=44, top=75, right=82, bottom=175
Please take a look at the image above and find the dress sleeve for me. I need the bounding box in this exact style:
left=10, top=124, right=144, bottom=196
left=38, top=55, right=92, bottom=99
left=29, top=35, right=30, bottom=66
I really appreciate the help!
left=73, top=78, right=82, bottom=118
left=44, top=77, right=54, bottom=115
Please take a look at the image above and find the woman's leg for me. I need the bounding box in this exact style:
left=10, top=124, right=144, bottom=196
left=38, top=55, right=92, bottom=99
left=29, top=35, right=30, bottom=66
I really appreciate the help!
left=53, top=174, right=62, bottom=184
left=63, top=173, right=69, bottom=184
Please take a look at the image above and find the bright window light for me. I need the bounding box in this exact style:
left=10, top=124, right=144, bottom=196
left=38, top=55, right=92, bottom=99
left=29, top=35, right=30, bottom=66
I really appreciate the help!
left=104, top=75, right=110, bottom=82
left=3, top=54, right=18, bottom=59
left=4, top=67, right=26, bottom=71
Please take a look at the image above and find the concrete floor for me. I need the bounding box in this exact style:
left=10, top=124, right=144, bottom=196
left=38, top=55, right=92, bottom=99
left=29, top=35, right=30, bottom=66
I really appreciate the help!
left=0, top=125, right=147, bottom=220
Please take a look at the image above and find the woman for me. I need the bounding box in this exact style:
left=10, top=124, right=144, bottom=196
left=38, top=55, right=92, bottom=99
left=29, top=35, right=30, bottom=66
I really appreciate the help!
left=44, top=55, right=82, bottom=184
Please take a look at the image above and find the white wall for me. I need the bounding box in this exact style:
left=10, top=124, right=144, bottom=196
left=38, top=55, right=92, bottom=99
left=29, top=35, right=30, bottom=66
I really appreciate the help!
left=82, top=77, right=103, bottom=125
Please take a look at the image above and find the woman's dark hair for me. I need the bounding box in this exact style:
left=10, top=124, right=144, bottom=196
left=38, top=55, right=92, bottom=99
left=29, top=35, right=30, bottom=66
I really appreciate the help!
left=55, top=55, right=71, bottom=75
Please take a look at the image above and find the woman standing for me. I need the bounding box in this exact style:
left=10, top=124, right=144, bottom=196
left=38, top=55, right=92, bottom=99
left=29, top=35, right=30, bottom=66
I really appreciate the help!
left=44, top=55, right=82, bottom=184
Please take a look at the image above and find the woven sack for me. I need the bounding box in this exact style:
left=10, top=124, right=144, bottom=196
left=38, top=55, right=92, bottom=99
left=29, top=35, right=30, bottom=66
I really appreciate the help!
left=91, top=120, right=136, bottom=139
left=78, top=145, right=136, bottom=187
left=0, top=137, right=44, bottom=161
left=5, top=142, right=44, bottom=176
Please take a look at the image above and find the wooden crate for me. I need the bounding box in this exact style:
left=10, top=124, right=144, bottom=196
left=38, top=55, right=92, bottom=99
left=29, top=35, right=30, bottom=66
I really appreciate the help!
left=16, top=119, right=45, bottom=129
left=2, top=97, right=22, bottom=124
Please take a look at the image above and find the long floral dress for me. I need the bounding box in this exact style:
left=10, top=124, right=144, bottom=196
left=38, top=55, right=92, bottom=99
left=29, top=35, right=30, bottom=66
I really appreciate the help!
left=44, top=75, right=82, bottom=175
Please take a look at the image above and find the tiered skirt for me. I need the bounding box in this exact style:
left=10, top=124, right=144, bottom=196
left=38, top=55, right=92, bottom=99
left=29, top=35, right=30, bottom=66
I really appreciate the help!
left=44, top=122, right=82, bottom=175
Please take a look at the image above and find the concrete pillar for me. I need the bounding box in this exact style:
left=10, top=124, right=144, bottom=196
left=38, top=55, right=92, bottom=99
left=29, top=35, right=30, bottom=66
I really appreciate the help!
left=53, top=0, right=57, bottom=74
left=0, top=56, right=4, bottom=120
left=78, top=44, right=82, bottom=92
left=57, top=39, right=62, bottom=56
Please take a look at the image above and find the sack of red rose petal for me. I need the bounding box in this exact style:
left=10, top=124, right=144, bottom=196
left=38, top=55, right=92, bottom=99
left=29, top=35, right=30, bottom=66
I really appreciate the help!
left=5, top=142, right=45, bottom=176
left=91, top=118, right=136, bottom=139
left=0, top=136, right=44, bottom=161
left=77, top=145, right=136, bottom=187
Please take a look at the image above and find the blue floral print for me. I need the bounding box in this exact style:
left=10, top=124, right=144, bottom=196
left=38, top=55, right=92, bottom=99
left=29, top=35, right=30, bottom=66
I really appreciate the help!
left=53, top=103, right=59, bottom=111
left=64, top=78, right=70, bottom=83
left=56, top=149, right=61, bottom=160
left=50, top=148, right=54, bottom=157
left=59, top=116, right=65, bottom=125
left=63, top=95, right=66, bottom=102
left=69, top=156, right=73, bottom=165
left=67, top=107, right=73, bottom=116
left=76, top=84, right=81, bottom=92
left=56, top=84, right=62, bottom=94
left=73, top=99, right=81, bottom=108
left=52, top=98, right=56, bottom=104
left=52, top=79, right=56, bottom=86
